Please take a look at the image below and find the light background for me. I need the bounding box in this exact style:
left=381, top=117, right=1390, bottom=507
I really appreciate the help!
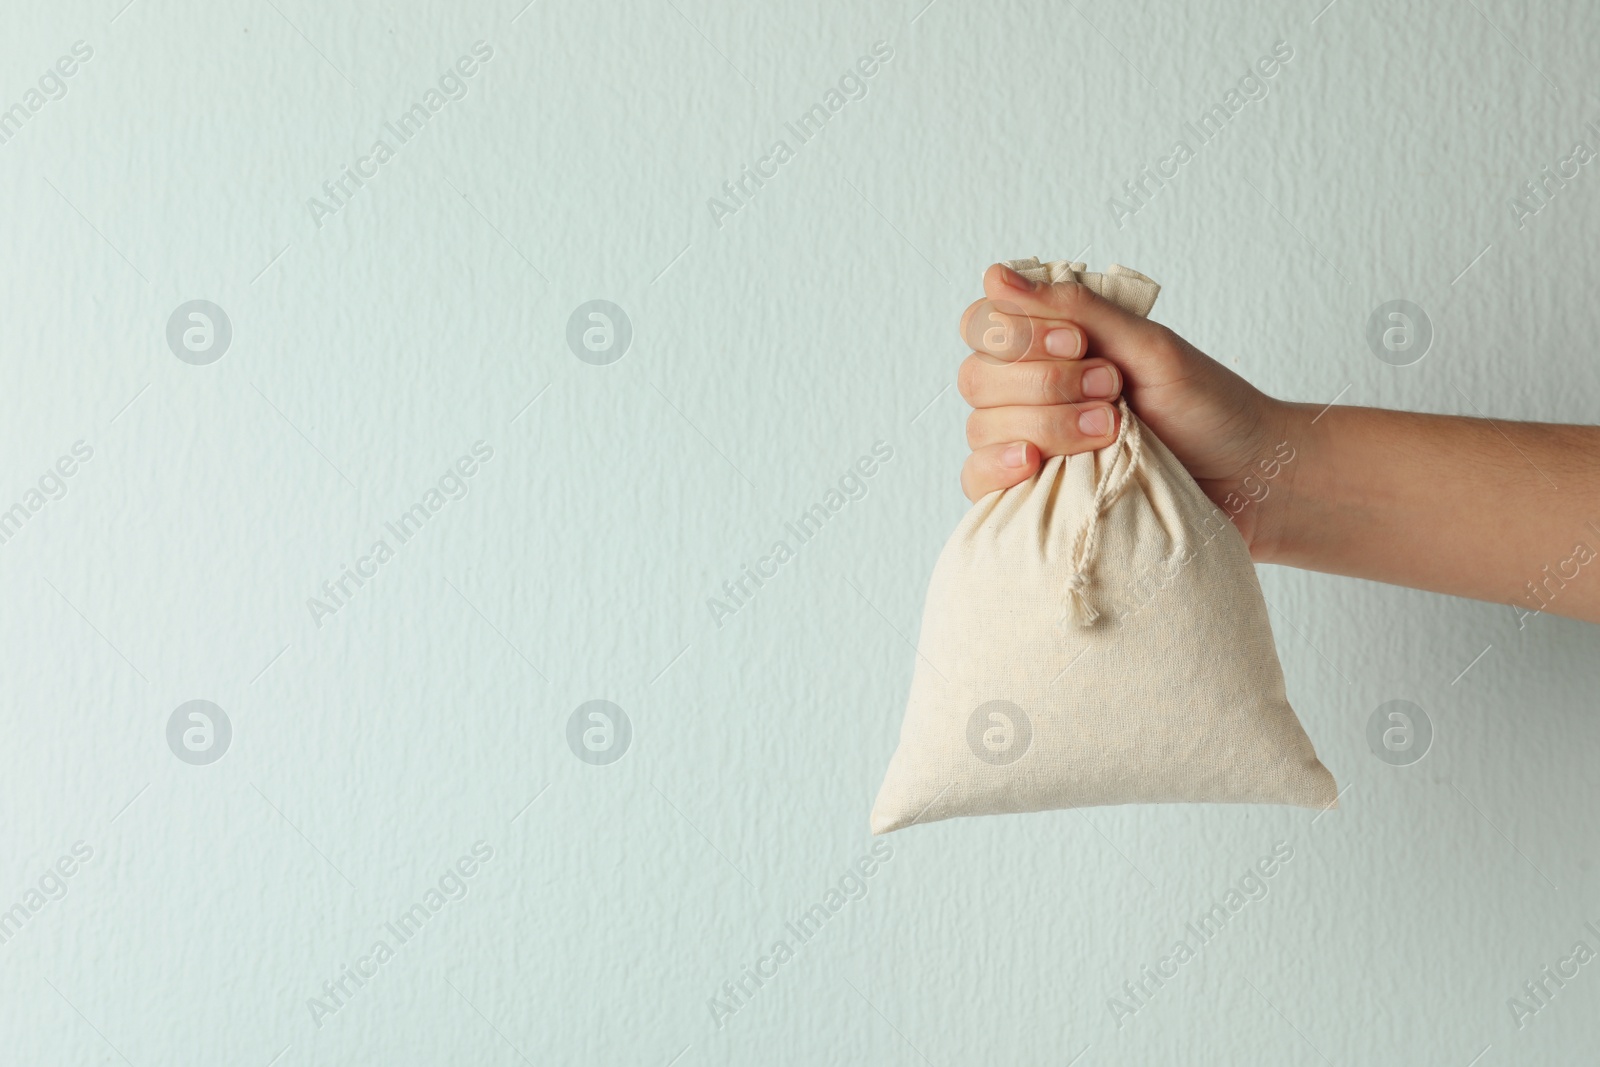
left=2, top=0, right=1598, bottom=1064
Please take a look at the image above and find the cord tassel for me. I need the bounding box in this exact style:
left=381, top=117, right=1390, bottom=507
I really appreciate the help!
left=1062, top=572, right=1099, bottom=626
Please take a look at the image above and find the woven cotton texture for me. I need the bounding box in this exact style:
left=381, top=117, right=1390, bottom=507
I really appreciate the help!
left=870, top=258, right=1338, bottom=834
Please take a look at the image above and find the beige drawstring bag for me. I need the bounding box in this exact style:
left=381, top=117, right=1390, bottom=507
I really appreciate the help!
left=870, top=258, right=1337, bottom=834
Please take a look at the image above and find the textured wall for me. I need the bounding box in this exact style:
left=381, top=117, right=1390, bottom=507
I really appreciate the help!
left=3, top=0, right=1598, bottom=1064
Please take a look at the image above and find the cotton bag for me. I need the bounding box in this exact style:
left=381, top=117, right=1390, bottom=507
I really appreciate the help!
left=870, top=258, right=1337, bottom=834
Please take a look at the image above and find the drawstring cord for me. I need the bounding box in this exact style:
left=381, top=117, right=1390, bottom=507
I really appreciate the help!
left=1062, top=399, right=1144, bottom=626
left=1004, top=257, right=1159, bottom=626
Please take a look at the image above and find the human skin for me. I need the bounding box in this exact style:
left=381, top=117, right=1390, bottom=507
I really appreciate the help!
left=957, top=263, right=1600, bottom=625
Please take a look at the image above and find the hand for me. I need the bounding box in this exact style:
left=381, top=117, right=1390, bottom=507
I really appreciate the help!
left=957, top=263, right=1297, bottom=553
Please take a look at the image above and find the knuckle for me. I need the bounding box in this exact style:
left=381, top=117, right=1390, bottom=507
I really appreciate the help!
left=1031, top=360, right=1070, bottom=402
left=1149, top=325, right=1185, bottom=366
left=1050, top=280, right=1093, bottom=316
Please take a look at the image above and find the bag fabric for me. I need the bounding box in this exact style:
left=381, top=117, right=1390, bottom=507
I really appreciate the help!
left=870, top=258, right=1338, bottom=834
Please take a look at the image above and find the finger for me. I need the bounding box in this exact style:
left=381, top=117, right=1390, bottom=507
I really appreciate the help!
left=959, top=297, right=1080, bottom=364
left=978, top=263, right=1181, bottom=378
left=961, top=441, right=1039, bottom=502
left=966, top=402, right=1120, bottom=455
left=957, top=354, right=1122, bottom=408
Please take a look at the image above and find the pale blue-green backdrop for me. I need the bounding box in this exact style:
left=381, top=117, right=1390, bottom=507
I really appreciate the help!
left=2, top=0, right=1598, bottom=1063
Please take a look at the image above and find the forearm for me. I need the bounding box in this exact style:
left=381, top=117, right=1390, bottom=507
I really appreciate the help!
left=1255, top=403, right=1600, bottom=623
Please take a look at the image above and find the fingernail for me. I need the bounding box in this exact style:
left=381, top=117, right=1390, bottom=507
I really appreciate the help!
left=1044, top=328, right=1081, bottom=359
left=1081, top=366, right=1117, bottom=397
left=998, top=264, right=1035, bottom=290
left=1078, top=407, right=1111, bottom=436
left=1002, top=442, right=1030, bottom=468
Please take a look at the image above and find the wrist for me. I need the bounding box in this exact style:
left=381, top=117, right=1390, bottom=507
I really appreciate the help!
left=1239, top=398, right=1319, bottom=565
